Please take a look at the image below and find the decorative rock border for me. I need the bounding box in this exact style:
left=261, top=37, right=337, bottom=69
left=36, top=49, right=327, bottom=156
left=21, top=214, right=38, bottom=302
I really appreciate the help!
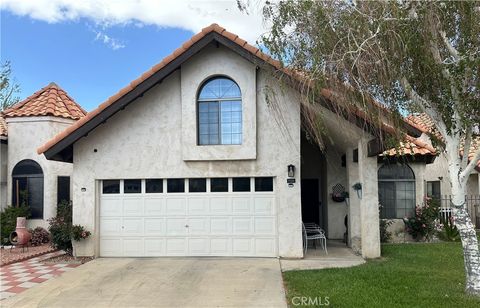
left=0, top=246, right=58, bottom=266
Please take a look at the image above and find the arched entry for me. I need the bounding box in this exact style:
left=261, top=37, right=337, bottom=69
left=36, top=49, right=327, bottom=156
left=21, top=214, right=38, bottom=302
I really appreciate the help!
left=12, top=159, right=44, bottom=219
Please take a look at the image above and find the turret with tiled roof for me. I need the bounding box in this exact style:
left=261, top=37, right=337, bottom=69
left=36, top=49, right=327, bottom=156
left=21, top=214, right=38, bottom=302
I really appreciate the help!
left=2, top=82, right=86, bottom=120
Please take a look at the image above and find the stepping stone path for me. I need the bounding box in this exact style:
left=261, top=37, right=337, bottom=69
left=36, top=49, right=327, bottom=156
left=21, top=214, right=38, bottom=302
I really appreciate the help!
left=0, top=251, right=79, bottom=300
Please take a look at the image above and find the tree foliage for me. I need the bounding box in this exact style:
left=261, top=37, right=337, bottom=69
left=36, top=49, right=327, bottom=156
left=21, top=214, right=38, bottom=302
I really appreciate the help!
left=261, top=0, right=479, bottom=143
left=0, top=61, right=21, bottom=111
left=258, top=0, right=480, bottom=296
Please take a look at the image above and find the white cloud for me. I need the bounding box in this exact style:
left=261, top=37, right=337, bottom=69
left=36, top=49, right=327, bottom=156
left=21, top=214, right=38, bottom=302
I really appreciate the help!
left=93, top=29, right=125, bottom=50
left=1, top=0, right=268, bottom=44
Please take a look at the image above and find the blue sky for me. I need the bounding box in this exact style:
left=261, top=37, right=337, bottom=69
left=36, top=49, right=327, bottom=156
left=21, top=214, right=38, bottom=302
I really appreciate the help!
left=1, top=12, right=195, bottom=111
left=0, top=1, right=265, bottom=111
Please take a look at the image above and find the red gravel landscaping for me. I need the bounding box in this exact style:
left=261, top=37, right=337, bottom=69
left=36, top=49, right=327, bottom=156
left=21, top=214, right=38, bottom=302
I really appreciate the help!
left=0, top=244, right=56, bottom=266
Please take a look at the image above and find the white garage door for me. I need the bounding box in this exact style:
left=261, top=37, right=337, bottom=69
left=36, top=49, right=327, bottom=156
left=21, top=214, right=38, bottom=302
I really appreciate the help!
left=99, top=178, right=277, bottom=257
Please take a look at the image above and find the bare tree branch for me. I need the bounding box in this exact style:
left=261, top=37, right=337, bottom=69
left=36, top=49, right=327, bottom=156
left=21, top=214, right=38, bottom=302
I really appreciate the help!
left=400, top=77, right=448, bottom=140
left=461, top=148, right=480, bottom=182
left=440, top=30, right=460, bottom=62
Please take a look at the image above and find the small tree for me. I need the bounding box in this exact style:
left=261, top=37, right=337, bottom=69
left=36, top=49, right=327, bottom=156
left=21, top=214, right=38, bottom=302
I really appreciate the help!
left=257, top=0, right=480, bottom=295
left=0, top=61, right=21, bottom=111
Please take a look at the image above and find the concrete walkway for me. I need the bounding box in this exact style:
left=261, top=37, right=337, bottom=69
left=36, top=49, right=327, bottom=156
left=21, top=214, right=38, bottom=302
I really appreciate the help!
left=1, top=258, right=287, bottom=308
left=280, top=240, right=365, bottom=271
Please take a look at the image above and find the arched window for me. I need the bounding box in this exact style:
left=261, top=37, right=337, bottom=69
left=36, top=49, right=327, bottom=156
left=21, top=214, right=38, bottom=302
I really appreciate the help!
left=197, top=77, right=242, bottom=145
left=12, top=160, right=44, bottom=219
left=378, top=163, right=415, bottom=219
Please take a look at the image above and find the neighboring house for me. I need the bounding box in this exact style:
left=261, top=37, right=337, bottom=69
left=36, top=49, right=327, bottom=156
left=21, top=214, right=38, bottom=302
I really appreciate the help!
left=36, top=24, right=435, bottom=259
left=0, top=83, right=87, bottom=229
left=407, top=113, right=480, bottom=198
left=377, top=113, right=480, bottom=239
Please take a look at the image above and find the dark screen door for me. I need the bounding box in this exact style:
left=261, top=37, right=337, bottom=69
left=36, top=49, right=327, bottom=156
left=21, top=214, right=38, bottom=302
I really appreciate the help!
left=301, top=179, right=320, bottom=224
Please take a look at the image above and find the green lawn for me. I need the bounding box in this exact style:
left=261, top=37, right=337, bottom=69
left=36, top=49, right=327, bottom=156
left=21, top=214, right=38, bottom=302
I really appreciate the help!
left=283, top=243, right=480, bottom=307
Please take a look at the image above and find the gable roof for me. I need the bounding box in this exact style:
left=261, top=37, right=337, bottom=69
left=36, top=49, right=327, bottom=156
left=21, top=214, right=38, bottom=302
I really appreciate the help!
left=3, top=82, right=86, bottom=120
left=0, top=114, right=7, bottom=137
left=37, top=23, right=422, bottom=162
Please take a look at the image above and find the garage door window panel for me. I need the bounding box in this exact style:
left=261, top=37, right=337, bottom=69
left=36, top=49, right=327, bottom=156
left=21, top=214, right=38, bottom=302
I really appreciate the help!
left=211, top=178, right=228, bottom=192
left=189, top=178, right=207, bottom=193
left=124, top=179, right=141, bottom=194
left=146, top=179, right=163, bottom=193
left=103, top=180, right=120, bottom=194
left=255, top=177, right=273, bottom=192
left=168, top=179, right=185, bottom=193
left=233, top=178, right=251, bottom=192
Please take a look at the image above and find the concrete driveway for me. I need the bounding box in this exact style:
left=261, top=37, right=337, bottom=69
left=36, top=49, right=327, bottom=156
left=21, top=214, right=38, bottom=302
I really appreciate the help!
left=1, top=258, right=287, bottom=308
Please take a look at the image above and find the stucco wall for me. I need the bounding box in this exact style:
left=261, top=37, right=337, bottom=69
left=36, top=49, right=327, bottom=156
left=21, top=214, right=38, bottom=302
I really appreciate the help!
left=72, top=45, right=303, bottom=258
left=425, top=152, right=479, bottom=196
left=0, top=142, right=7, bottom=210
left=181, top=45, right=257, bottom=160
left=6, top=117, right=75, bottom=229
left=410, top=163, right=427, bottom=205
left=325, top=148, right=348, bottom=240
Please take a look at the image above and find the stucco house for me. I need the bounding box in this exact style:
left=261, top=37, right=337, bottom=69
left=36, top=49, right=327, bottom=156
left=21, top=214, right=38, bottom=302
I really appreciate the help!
left=0, top=83, right=86, bottom=229
left=33, top=24, right=439, bottom=259
left=407, top=113, right=480, bottom=198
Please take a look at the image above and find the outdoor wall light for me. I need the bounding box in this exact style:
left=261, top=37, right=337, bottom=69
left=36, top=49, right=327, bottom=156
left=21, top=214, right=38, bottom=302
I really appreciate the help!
left=352, top=182, right=362, bottom=199
left=288, top=164, right=295, bottom=178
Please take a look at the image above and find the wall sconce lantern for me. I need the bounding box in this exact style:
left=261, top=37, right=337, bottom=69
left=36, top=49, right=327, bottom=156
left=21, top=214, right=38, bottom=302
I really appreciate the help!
left=352, top=182, right=362, bottom=199
left=288, top=164, right=296, bottom=178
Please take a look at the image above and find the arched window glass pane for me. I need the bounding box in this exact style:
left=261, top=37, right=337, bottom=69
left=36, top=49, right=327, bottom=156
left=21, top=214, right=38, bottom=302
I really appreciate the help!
left=198, top=78, right=241, bottom=100
left=197, top=77, right=242, bottom=145
left=378, top=164, right=415, bottom=219
left=12, top=160, right=44, bottom=219
left=12, top=159, right=43, bottom=176
left=378, top=164, right=415, bottom=180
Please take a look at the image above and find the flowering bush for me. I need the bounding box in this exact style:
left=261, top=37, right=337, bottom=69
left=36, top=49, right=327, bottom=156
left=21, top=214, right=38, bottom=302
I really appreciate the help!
left=71, top=225, right=91, bottom=241
left=403, top=198, right=440, bottom=241
left=29, top=227, right=50, bottom=246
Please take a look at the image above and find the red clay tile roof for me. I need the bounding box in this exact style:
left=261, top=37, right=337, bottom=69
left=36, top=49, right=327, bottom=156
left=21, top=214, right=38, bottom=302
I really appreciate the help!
left=37, top=23, right=422, bottom=156
left=0, top=114, right=7, bottom=137
left=405, top=113, right=480, bottom=169
left=382, top=135, right=437, bottom=156
left=3, top=82, right=86, bottom=120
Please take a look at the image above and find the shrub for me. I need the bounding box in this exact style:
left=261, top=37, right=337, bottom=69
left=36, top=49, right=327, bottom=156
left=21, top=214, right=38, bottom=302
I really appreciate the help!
left=48, top=201, right=73, bottom=254
left=71, top=225, right=91, bottom=241
left=29, top=227, right=50, bottom=246
left=48, top=201, right=91, bottom=255
left=403, top=198, right=440, bottom=241
left=437, top=217, right=461, bottom=242
left=0, top=205, right=30, bottom=245
left=380, top=219, right=393, bottom=243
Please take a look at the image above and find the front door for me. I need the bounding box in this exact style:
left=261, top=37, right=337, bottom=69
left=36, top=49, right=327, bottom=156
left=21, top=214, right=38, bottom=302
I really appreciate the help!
left=301, top=179, right=320, bottom=225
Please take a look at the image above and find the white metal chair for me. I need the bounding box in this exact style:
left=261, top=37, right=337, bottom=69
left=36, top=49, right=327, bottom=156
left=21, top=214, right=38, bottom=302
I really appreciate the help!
left=302, top=222, right=328, bottom=254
